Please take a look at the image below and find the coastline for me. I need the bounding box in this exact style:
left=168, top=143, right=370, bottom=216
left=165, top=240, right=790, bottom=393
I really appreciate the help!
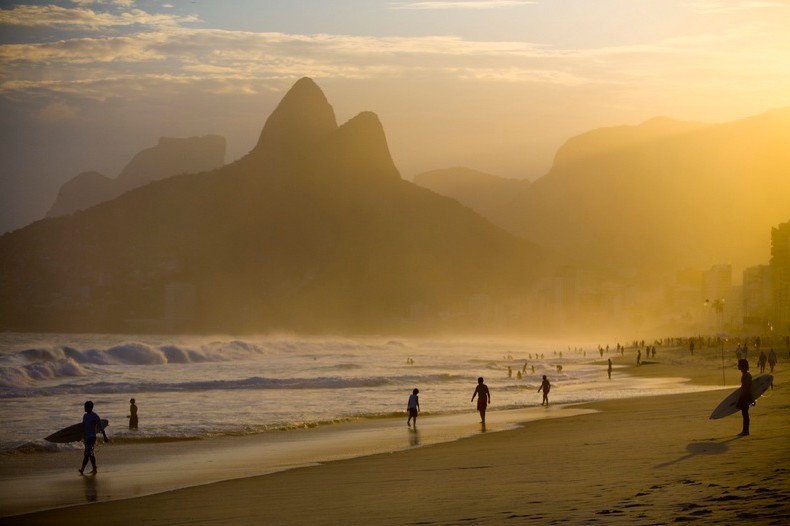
left=2, top=347, right=788, bottom=525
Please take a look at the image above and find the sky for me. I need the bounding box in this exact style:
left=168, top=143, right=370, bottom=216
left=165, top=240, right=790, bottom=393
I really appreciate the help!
left=1, top=0, right=790, bottom=233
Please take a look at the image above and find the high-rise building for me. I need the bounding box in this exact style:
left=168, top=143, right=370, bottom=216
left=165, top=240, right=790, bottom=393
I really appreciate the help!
left=771, top=221, right=790, bottom=332
left=743, top=265, right=771, bottom=331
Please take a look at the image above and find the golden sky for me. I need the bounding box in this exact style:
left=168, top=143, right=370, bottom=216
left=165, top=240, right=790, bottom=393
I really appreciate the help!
left=1, top=0, right=789, bottom=232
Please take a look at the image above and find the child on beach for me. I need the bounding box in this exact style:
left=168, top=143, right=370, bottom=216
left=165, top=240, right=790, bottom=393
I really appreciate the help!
left=471, top=377, right=491, bottom=424
left=407, top=388, right=420, bottom=427
left=79, top=401, right=109, bottom=475
left=538, top=375, right=551, bottom=406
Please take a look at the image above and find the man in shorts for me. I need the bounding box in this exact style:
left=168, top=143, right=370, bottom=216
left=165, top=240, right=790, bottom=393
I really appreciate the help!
left=471, top=377, right=491, bottom=424
left=79, top=400, right=109, bottom=475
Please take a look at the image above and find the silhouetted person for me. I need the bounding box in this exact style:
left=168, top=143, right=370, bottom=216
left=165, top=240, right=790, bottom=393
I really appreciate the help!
left=538, top=375, right=551, bottom=405
left=636, top=349, right=641, bottom=367
left=607, top=359, right=612, bottom=380
left=736, top=359, right=753, bottom=437
left=768, top=349, right=777, bottom=373
left=128, top=398, right=138, bottom=430
left=407, top=388, right=420, bottom=427
left=471, top=377, right=491, bottom=424
left=79, top=401, right=108, bottom=475
left=758, top=351, right=767, bottom=374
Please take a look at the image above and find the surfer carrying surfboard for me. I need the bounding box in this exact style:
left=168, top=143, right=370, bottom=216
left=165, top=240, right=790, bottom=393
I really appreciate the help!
left=736, top=359, right=754, bottom=437
left=79, top=401, right=109, bottom=475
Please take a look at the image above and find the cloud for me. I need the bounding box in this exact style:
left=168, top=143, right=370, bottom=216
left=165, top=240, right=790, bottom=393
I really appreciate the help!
left=0, top=34, right=168, bottom=64
left=1, top=1, right=788, bottom=113
left=683, top=1, right=788, bottom=14
left=35, top=100, right=80, bottom=122
left=0, top=4, right=198, bottom=30
left=390, top=0, right=535, bottom=9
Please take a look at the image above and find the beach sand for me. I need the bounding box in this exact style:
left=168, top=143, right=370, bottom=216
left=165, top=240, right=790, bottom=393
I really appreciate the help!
left=2, top=347, right=788, bottom=525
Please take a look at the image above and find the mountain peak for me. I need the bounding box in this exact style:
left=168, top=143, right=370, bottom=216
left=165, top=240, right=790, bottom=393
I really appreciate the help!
left=253, top=77, right=338, bottom=167
left=309, top=111, right=400, bottom=181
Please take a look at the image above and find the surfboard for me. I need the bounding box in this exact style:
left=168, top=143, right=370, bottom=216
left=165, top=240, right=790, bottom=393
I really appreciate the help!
left=45, top=419, right=109, bottom=443
left=709, top=375, right=773, bottom=420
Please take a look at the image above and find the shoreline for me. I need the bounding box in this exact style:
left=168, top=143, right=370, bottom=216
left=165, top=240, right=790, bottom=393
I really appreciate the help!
left=2, top=347, right=788, bottom=524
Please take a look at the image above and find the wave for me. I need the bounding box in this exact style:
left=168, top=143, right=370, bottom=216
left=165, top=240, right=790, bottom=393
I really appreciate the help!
left=0, top=358, right=87, bottom=388
left=0, top=340, right=271, bottom=388
left=0, top=372, right=465, bottom=398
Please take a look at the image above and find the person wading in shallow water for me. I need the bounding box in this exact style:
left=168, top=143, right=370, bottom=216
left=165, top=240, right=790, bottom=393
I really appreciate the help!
left=736, top=359, right=754, bottom=437
left=128, top=398, right=138, bottom=430
left=407, top=388, right=420, bottom=427
left=471, top=377, right=491, bottom=424
left=538, top=375, right=551, bottom=406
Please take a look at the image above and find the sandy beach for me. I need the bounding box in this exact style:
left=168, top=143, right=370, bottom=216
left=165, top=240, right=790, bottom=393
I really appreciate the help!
left=2, top=347, right=788, bottom=525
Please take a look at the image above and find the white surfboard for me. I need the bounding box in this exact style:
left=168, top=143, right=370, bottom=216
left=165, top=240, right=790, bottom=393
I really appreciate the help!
left=709, top=375, right=773, bottom=420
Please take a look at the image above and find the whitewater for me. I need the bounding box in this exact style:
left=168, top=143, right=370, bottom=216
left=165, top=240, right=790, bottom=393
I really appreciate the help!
left=0, top=333, right=715, bottom=453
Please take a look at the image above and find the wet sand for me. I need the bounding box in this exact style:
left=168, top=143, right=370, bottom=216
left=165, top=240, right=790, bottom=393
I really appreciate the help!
left=2, top=347, right=788, bottom=525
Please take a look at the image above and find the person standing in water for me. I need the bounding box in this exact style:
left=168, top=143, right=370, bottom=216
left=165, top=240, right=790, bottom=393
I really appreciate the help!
left=128, top=398, right=138, bottom=430
left=407, top=388, right=420, bottom=427
left=607, top=359, right=613, bottom=380
left=538, top=375, right=551, bottom=406
left=736, top=359, right=753, bottom=437
left=471, top=377, right=491, bottom=424
left=79, top=401, right=108, bottom=475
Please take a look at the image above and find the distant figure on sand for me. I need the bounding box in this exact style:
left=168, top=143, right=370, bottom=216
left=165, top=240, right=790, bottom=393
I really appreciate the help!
left=736, top=359, right=754, bottom=437
left=80, top=401, right=108, bottom=475
left=637, top=349, right=641, bottom=367
left=607, top=359, right=612, bottom=380
left=768, top=349, right=777, bottom=373
left=758, top=351, right=767, bottom=374
left=538, top=375, right=551, bottom=406
left=128, top=398, right=138, bottom=430
left=407, top=388, right=420, bottom=427
left=471, top=377, right=491, bottom=424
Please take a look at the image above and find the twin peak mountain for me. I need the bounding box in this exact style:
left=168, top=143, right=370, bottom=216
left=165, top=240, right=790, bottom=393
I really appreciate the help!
left=0, top=78, right=543, bottom=334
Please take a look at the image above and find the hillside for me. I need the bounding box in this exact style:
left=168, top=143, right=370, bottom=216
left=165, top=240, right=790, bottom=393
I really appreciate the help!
left=419, top=110, right=790, bottom=275
left=47, top=135, right=226, bottom=218
left=0, top=78, right=551, bottom=334
left=413, top=167, right=530, bottom=220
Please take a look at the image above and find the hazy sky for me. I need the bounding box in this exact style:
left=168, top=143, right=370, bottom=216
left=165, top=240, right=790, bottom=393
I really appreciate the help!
left=2, top=0, right=789, bottom=233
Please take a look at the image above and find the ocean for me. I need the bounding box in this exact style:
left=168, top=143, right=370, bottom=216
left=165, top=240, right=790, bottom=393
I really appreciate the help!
left=0, top=333, right=716, bottom=453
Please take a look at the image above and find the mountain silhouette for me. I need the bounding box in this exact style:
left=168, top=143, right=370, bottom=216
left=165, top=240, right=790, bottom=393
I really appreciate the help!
left=416, top=110, right=790, bottom=275
left=47, top=135, right=226, bottom=218
left=414, top=167, right=530, bottom=219
left=0, top=78, right=549, bottom=334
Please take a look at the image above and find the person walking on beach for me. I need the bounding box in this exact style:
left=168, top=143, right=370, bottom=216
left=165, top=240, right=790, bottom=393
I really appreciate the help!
left=471, top=377, right=491, bottom=424
left=128, top=398, right=138, bottom=430
left=768, top=349, right=777, bottom=373
left=407, top=388, right=420, bottom=427
left=79, top=401, right=109, bottom=475
left=607, top=359, right=612, bottom=380
left=736, top=359, right=754, bottom=437
left=758, top=351, right=767, bottom=374
left=538, top=375, right=551, bottom=406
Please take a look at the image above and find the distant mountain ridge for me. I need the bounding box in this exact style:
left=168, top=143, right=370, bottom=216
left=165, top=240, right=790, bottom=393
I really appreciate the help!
left=413, top=167, right=530, bottom=218
left=0, top=78, right=549, bottom=334
left=415, top=108, right=790, bottom=274
left=46, top=135, right=226, bottom=218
